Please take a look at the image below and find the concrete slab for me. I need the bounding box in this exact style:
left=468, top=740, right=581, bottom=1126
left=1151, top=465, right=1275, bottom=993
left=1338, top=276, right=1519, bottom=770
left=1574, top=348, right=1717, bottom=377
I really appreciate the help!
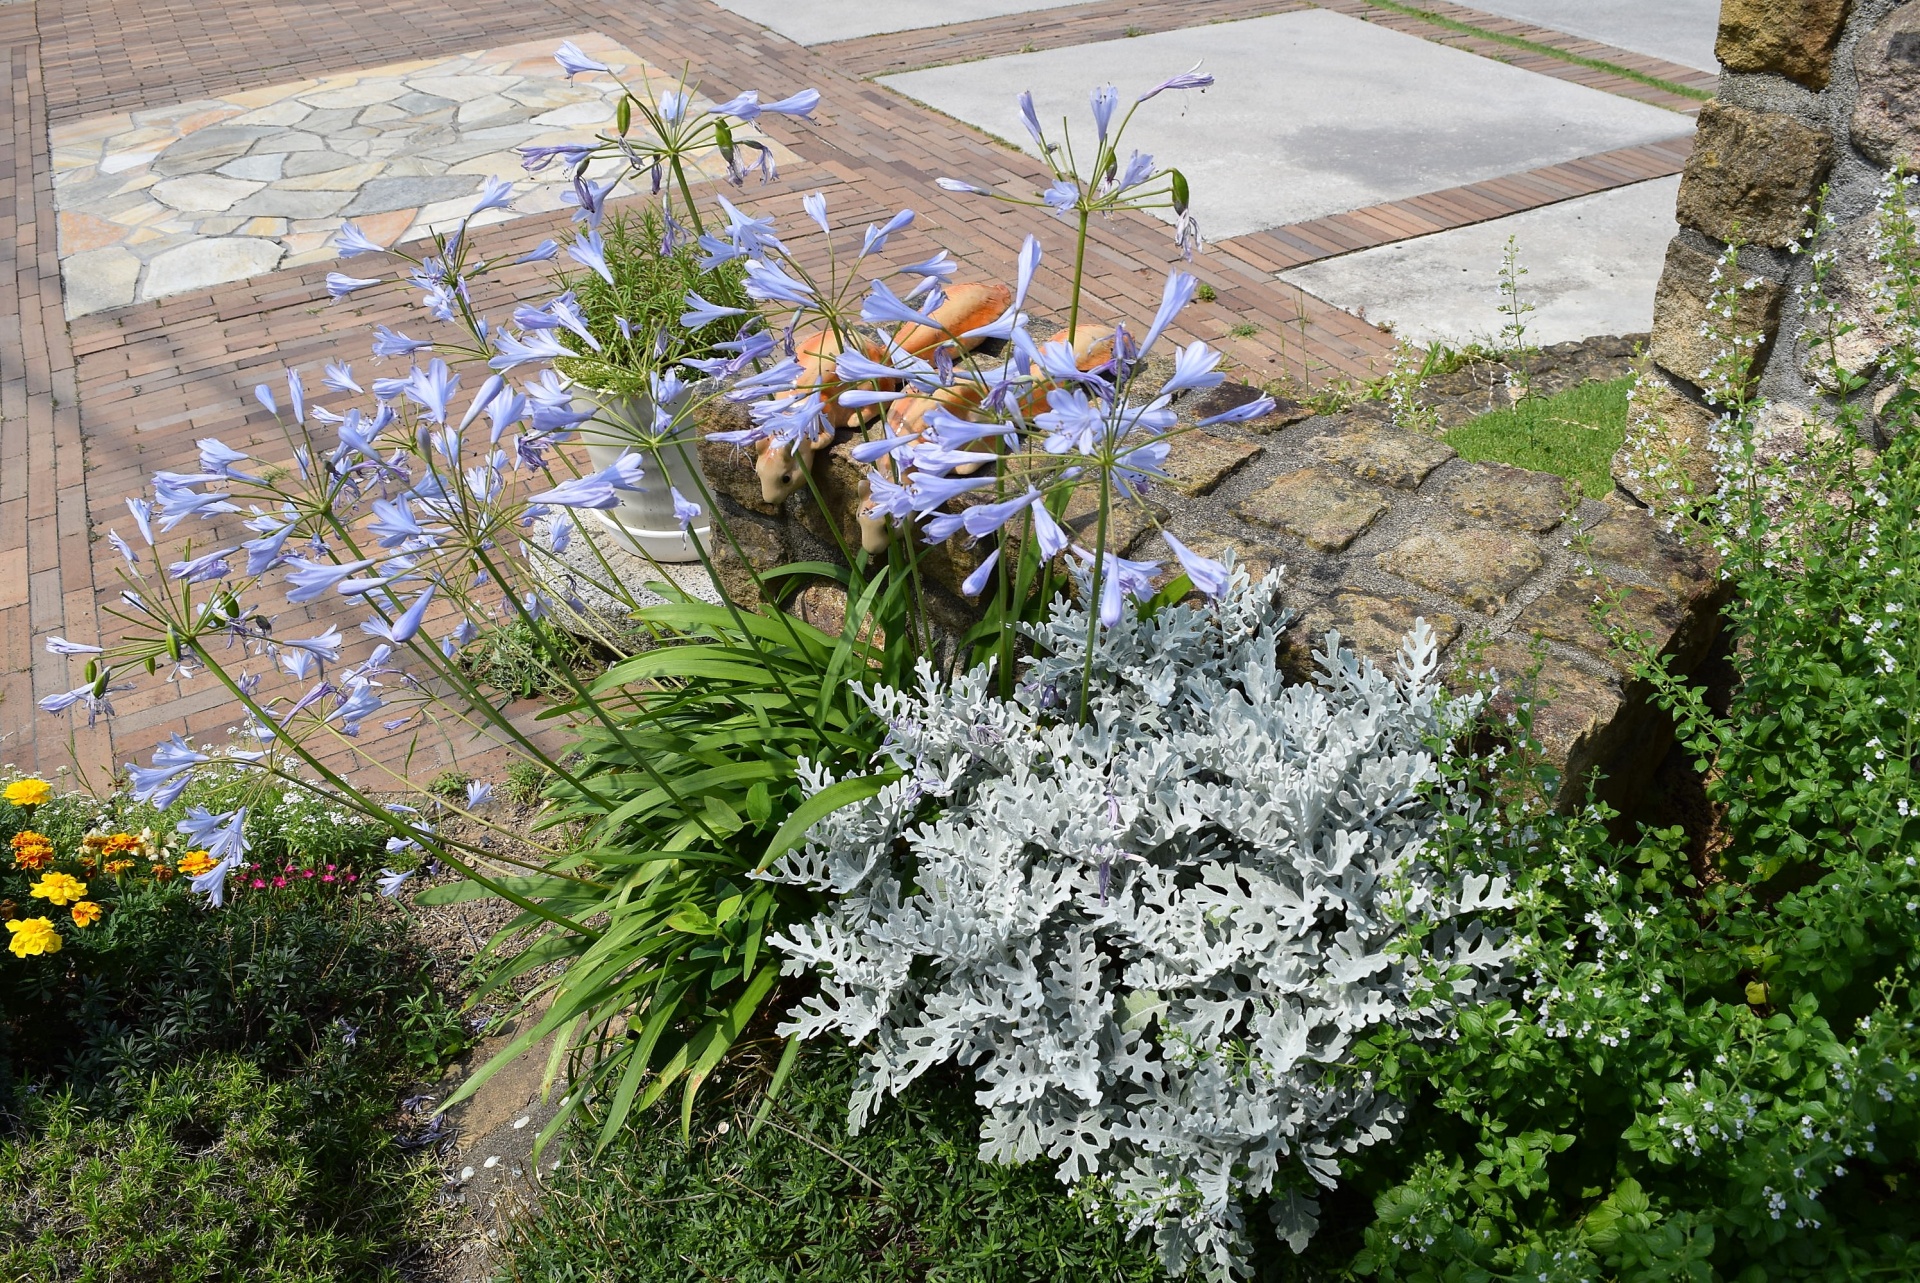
left=706, top=0, right=1088, bottom=46
left=879, top=9, right=1692, bottom=240
left=1460, top=0, right=1722, bottom=73
left=1278, top=175, right=1680, bottom=348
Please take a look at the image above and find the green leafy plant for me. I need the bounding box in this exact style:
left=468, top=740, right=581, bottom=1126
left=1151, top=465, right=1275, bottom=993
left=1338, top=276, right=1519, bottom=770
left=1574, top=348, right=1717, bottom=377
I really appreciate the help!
left=0, top=1057, right=435, bottom=1283
left=503, top=1042, right=1164, bottom=1283
left=1315, top=178, right=1920, bottom=1283
left=431, top=563, right=918, bottom=1153
left=553, top=204, right=751, bottom=395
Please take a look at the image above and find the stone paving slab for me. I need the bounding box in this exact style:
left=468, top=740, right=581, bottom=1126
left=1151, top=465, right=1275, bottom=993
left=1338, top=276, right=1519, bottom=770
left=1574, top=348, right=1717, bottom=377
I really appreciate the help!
left=706, top=0, right=1092, bottom=47
left=878, top=8, right=1693, bottom=240
left=49, top=33, right=799, bottom=317
left=1459, top=0, right=1722, bottom=73
left=1278, top=175, right=1679, bottom=348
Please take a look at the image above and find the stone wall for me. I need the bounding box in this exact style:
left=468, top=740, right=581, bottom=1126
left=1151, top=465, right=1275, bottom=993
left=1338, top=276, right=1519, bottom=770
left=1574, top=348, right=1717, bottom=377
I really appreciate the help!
left=694, top=338, right=1728, bottom=812
left=1618, top=0, right=1916, bottom=503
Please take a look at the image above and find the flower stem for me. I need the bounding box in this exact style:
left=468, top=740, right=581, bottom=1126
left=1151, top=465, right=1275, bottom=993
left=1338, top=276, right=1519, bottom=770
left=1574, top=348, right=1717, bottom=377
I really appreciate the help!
left=1077, top=482, right=1110, bottom=723
left=1067, top=208, right=1091, bottom=344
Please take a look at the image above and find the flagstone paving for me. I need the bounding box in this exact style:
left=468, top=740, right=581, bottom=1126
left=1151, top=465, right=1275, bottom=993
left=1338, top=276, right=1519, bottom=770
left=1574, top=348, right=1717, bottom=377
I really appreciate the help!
left=879, top=8, right=1694, bottom=240
left=49, top=33, right=798, bottom=317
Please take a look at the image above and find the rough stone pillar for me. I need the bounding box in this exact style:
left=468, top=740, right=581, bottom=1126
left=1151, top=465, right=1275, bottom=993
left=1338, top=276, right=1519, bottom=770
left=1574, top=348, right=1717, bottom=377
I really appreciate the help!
left=1616, top=0, right=1916, bottom=505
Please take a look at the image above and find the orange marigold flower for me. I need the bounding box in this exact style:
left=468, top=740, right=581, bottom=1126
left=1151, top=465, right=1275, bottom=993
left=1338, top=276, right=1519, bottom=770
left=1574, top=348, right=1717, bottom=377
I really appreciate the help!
left=3, top=779, right=51, bottom=808
left=105, top=859, right=135, bottom=876
left=102, top=833, right=140, bottom=857
left=29, top=872, right=87, bottom=907
left=7, top=917, right=60, bottom=957
left=11, top=832, right=55, bottom=871
left=177, top=851, right=216, bottom=877
left=151, top=865, right=175, bottom=883
left=70, top=901, right=102, bottom=929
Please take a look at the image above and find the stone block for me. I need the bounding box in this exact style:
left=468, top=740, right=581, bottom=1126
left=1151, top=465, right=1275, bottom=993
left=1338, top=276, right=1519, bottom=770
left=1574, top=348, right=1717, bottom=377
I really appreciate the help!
left=790, top=438, right=866, bottom=552
left=1515, top=573, right=1684, bottom=671
left=1583, top=503, right=1720, bottom=598
left=707, top=502, right=788, bottom=609
left=1716, top=0, right=1850, bottom=88
left=1307, top=424, right=1455, bottom=490
left=696, top=398, right=782, bottom=516
left=1799, top=213, right=1896, bottom=388
left=1444, top=462, right=1573, bottom=534
left=1063, top=487, right=1164, bottom=556
left=1182, top=526, right=1286, bottom=584
left=1378, top=528, right=1544, bottom=613
left=1475, top=640, right=1633, bottom=807
left=1284, top=591, right=1461, bottom=679
left=1675, top=102, right=1830, bottom=249
left=1649, top=237, right=1784, bottom=389
left=1159, top=431, right=1263, bottom=496
left=1611, top=371, right=1722, bottom=508
left=1232, top=468, right=1388, bottom=552
left=1853, top=3, right=1920, bottom=167
left=1188, top=382, right=1312, bottom=431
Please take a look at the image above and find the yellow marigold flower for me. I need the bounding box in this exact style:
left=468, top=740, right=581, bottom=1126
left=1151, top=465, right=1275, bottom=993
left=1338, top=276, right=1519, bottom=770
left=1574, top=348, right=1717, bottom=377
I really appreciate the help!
left=177, top=850, right=216, bottom=877
left=6, top=917, right=60, bottom=958
left=29, top=872, right=87, bottom=907
left=3, top=779, right=51, bottom=808
left=70, top=901, right=102, bottom=929
left=105, top=859, right=135, bottom=876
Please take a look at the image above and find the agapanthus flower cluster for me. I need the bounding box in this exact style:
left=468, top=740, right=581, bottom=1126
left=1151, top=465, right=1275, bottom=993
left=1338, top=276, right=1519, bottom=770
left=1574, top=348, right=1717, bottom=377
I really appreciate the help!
left=39, top=45, right=1254, bottom=911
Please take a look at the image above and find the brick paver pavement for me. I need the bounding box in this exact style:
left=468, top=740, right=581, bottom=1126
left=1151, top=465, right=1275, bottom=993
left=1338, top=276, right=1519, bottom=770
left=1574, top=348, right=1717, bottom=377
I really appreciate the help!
left=4, top=0, right=1702, bottom=785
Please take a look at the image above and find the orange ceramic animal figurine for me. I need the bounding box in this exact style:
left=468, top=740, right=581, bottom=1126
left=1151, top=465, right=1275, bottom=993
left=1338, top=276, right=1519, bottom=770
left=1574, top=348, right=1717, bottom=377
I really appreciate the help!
left=893, top=282, right=1013, bottom=358
left=854, top=475, right=892, bottom=554
left=795, top=329, right=896, bottom=430
left=752, top=420, right=827, bottom=503
left=1020, top=324, right=1116, bottom=417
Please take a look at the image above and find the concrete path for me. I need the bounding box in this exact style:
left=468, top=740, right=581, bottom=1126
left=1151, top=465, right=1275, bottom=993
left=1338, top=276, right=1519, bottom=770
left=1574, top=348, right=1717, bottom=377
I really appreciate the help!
left=1279, top=176, right=1680, bottom=347
left=880, top=8, right=1692, bottom=239
left=1462, top=0, right=1722, bottom=72
left=707, top=0, right=1089, bottom=47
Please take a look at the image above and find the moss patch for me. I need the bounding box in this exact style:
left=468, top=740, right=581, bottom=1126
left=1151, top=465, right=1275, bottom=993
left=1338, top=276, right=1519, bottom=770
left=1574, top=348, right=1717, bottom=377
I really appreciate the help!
left=1444, top=376, right=1631, bottom=499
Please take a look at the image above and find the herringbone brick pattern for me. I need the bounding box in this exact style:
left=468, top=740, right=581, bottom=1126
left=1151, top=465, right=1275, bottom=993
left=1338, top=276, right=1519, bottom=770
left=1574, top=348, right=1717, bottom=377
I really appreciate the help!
left=4, top=0, right=1705, bottom=783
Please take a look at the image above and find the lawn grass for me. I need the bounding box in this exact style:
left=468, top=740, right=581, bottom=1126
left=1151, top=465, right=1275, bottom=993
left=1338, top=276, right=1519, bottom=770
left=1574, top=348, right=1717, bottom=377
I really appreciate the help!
left=1443, top=376, right=1631, bottom=499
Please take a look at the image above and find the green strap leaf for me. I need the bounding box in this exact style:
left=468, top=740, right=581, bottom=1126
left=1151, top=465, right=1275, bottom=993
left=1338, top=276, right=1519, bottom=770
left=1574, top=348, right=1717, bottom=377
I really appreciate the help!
left=756, top=772, right=895, bottom=871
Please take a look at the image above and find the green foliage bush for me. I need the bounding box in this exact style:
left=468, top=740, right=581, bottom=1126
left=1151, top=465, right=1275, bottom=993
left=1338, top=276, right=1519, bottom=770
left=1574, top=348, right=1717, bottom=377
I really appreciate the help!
left=0, top=774, right=461, bottom=1279
left=0, top=1056, right=428, bottom=1282
left=504, top=1042, right=1163, bottom=1283
left=1310, top=191, right=1920, bottom=1283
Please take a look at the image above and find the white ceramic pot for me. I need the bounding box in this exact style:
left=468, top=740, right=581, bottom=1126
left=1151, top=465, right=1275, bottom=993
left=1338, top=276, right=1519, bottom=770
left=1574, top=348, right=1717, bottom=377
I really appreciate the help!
left=571, top=380, right=710, bottom=563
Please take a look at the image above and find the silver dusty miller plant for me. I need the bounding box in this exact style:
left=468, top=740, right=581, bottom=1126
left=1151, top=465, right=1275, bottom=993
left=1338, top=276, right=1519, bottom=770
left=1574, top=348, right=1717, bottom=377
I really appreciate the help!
left=764, top=567, right=1516, bottom=1279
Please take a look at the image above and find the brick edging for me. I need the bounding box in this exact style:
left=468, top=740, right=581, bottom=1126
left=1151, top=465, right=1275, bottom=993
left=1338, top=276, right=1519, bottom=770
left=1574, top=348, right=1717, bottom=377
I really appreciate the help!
left=1212, top=134, right=1696, bottom=273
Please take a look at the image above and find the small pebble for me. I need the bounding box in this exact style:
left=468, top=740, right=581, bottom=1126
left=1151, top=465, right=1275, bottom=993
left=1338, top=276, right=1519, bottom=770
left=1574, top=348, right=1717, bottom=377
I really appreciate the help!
left=512, top=1115, right=530, bottom=1129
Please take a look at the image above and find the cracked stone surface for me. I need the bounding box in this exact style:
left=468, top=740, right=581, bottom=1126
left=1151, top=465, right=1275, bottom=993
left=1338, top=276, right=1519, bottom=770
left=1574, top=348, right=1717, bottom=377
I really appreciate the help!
left=1233, top=467, right=1390, bottom=552
left=1378, top=526, right=1545, bottom=613
left=49, top=33, right=800, bottom=317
